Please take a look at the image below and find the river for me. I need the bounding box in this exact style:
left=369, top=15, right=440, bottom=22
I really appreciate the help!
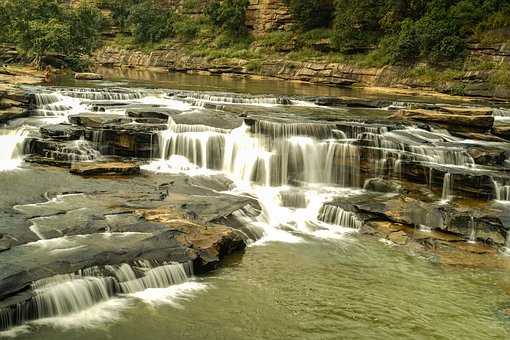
left=0, top=69, right=509, bottom=339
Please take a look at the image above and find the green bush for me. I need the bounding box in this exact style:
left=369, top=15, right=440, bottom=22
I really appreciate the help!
left=99, top=0, right=139, bottom=30
left=258, top=31, right=294, bottom=48
left=174, top=16, right=203, bottom=42
left=213, top=32, right=252, bottom=49
left=332, top=0, right=384, bottom=52
left=283, top=0, right=334, bottom=30
left=385, top=19, right=420, bottom=65
left=128, top=0, right=175, bottom=43
left=0, top=0, right=103, bottom=66
left=69, top=2, right=104, bottom=54
left=204, top=0, right=249, bottom=37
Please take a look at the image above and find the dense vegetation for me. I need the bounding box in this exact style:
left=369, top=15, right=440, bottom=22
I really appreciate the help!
left=2, top=0, right=510, bottom=71
left=0, top=0, right=103, bottom=66
left=329, top=0, right=510, bottom=65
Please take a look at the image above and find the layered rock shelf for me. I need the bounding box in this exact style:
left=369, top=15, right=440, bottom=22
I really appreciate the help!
left=2, top=82, right=510, bottom=333
left=93, top=45, right=510, bottom=99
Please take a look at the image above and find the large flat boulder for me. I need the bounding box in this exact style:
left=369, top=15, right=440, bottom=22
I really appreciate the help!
left=392, top=109, right=494, bottom=132
left=126, top=106, right=182, bottom=120
left=68, top=113, right=132, bottom=128
left=70, top=161, right=140, bottom=176
left=40, top=124, right=84, bottom=140
left=74, top=72, right=103, bottom=80
left=0, top=107, right=28, bottom=123
left=140, top=207, right=246, bottom=272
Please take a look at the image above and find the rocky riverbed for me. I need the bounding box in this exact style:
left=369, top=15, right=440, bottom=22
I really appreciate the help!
left=0, top=70, right=510, bottom=337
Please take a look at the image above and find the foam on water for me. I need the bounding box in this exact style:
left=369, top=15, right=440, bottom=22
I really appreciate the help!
left=31, top=298, right=132, bottom=330
left=0, top=128, right=30, bottom=171
left=130, top=281, right=207, bottom=307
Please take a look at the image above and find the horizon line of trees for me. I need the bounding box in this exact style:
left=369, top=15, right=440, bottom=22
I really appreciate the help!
left=2, top=0, right=510, bottom=68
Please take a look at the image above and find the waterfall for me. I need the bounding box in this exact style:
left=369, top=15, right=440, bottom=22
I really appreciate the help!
left=324, top=142, right=360, bottom=187
left=253, top=120, right=334, bottom=139
left=441, top=173, right=452, bottom=201
left=172, top=91, right=292, bottom=106
left=59, top=88, right=144, bottom=101
left=155, top=120, right=361, bottom=188
left=468, top=217, right=477, bottom=243
left=493, top=179, right=510, bottom=201
left=46, top=140, right=101, bottom=162
left=33, top=275, right=118, bottom=318
left=33, top=92, right=62, bottom=106
left=117, top=261, right=190, bottom=293
left=0, top=261, right=192, bottom=331
left=0, top=128, right=29, bottom=171
left=278, top=190, right=308, bottom=208
left=317, top=205, right=362, bottom=229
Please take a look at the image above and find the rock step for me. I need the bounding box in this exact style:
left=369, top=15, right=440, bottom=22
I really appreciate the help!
left=70, top=161, right=141, bottom=176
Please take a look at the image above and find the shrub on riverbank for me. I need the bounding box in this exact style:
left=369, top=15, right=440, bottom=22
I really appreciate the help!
left=0, top=0, right=103, bottom=66
left=128, top=0, right=175, bottom=43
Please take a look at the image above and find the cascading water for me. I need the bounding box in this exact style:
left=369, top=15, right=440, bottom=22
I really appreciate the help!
left=493, top=179, right=510, bottom=202
left=468, top=217, right=477, bottom=243
left=317, top=205, right=362, bottom=229
left=0, top=128, right=30, bottom=171
left=441, top=173, right=452, bottom=202
left=170, top=91, right=293, bottom=107
left=155, top=119, right=361, bottom=188
left=0, top=261, right=192, bottom=331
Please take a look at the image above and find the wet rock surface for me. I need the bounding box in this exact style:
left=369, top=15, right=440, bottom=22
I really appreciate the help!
left=3, top=84, right=510, bottom=332
left=392, top=109, right=494, bottom=132
left=70, top=161, right=141, bottom=176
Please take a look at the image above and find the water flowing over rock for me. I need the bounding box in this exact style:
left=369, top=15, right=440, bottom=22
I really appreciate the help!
left=2, top=83, right=510, bottom=333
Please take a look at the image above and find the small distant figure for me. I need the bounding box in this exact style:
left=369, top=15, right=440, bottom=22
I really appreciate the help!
left=44, top=65, right=52, bottom=83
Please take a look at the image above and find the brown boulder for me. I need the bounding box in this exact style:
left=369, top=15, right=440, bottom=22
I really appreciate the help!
left=74, top=72, right=103, bottom=80
left=140, top=207, right=246, bottom=272
left=70, top=161, right=140, bottom=176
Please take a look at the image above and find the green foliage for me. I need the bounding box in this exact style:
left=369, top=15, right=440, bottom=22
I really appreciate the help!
left=128, top=0, right=175, bottom=43
left=245, top=60, right=262, bottom=73
left=331, top=0, right=477, bottom=64
left=296, top=28, right=332, bottom=48
left=283, top=0, right=334, bottom=30
left=258, top=31, right=294, bottom=48
left=332, top=0, right=384, bottom=52
left=181, top=0, right=202, bottom=12
left=0, top=0, right=103, bottom=65
left=204, top=0, right=250, bottom=37
left=99, top=0, right=139, bottom=30
left=213, top=32, right=252, bottom=49
left=23, top=19, right=72, bottom=57
left=70, top=2, right=104, bottom=54
left=383, top=19, right=420, bottom=65
left=174, top=16, right=204, bottom=42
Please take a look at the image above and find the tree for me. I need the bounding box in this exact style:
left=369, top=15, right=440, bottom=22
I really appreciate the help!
left=1, top=0, right=104, bottom=67
left=204, top=0, right=250, bottom=37
left=284, top=0, right=334, bottom=30
left=128, top=0, right=175, bottom=43
left=21, top=19, right=71, bottom=65
left=332, top=0, right=384, bottom=52
left=69, top=2, right=104, bottom=54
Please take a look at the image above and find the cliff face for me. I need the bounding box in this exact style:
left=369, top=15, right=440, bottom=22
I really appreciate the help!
left=246, top=0, right=293, bottom=35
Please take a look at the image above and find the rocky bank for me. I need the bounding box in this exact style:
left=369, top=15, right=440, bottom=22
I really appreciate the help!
left=92, top=43, right=510, bottom=100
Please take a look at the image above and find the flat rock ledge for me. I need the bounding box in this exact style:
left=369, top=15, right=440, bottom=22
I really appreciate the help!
left=74, top=72, right=103, bottom=80
left=70, top=161, right=140, bottom=176
left=140, top=207, right=247, bottom=272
